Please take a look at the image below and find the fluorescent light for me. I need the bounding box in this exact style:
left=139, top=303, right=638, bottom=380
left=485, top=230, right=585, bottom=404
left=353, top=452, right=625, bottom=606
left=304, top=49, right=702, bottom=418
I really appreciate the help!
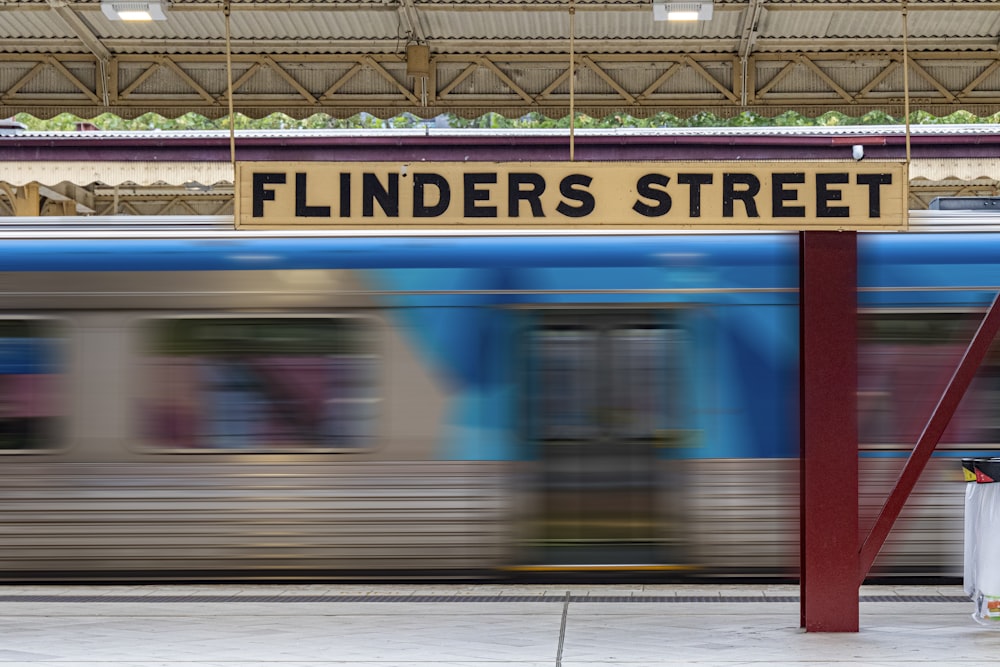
left=653, top=0, right=714, bottom=22
left=665, top=10, right=700, bottom=20
left=101, top=0, right=167, bottom=21
left=117, top=9, right=153, bottom=20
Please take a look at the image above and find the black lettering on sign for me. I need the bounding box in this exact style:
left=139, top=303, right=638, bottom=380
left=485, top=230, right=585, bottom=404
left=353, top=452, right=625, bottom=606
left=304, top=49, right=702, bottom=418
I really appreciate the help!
left=362, top=173, right=399, bottom=217
left=677, top=174, right=712, bottom=217
left=816, top=173, right=850, bottom=217
left=772, top=173, right=805, bottom=218
left=464, top=173, right=498, bottom=218
left=339, top=173, right=351, bottom=218
left=856, top=173, right=893, bottom=217
left=295, top=173, right=331, bottom=217
left=252, top=172, right=286, bottom=217
left=632, top=174, right=672, bottom=217
left=723, top=173, right=760, bottom=218
left=508, top=173, right=546, bottom=217
left=413, top=173, right=451, bottom=217
left=555, top=174, right=595, bottom=218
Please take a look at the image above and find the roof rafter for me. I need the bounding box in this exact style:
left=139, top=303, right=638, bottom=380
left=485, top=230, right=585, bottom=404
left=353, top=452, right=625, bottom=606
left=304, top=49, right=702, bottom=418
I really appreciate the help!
left=45, top=0, right=111, bottom=62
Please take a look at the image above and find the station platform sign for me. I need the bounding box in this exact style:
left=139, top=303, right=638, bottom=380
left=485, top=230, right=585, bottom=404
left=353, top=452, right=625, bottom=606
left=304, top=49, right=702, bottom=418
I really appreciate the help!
left=236, top=161, right=908, bottom=232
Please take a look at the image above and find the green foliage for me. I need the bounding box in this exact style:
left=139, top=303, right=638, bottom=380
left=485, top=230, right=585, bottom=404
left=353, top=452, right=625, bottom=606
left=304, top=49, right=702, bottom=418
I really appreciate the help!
left=15, top=112, right=83, bottom=131
left=644, top=112, right=682, bottom=128
left=12, top=109, right=1000, bottom=131
left=770, top=111, right=813, bottom=127
left=858, top=110, right=900, bottom=125
left=942, top=110, right=978, bottom=124
left=983, top=110, right=1000, bottom=124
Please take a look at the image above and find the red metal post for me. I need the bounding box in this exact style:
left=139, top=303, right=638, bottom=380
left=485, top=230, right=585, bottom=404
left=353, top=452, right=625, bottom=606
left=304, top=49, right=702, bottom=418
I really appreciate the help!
left=800, top=230, right=858, bottom=632
left=858, top=291, right=1000, bottom=582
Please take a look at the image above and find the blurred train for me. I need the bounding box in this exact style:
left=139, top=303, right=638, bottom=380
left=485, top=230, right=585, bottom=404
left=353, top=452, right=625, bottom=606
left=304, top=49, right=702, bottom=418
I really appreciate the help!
left=1, top=208, right=999, bottom=582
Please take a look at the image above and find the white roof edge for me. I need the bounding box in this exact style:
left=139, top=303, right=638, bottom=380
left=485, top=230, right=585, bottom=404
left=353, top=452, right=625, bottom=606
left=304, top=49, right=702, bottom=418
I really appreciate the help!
left=0, top=210, right=994, bottom=236
left=5, top=124, right=1000, bottom=141
left=2, top=158, right=998, bottom=187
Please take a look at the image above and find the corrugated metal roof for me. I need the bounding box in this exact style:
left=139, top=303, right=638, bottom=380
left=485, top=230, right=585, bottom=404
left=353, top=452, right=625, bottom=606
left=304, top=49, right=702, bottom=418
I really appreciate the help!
left=24, top=164, right=997, bottom=187
left=0, top=161, right=234, bottom=187
left=0, top=8, right=77, bottom=41
left=3, top=0, right=998, bottom=55
left=909, top=158, right=1000, bottom=182
left=10, top=158, right=988, bottom=187
left=753, top=6, right=1000, bottom=52
left=0, top=0, right=998, bottom=119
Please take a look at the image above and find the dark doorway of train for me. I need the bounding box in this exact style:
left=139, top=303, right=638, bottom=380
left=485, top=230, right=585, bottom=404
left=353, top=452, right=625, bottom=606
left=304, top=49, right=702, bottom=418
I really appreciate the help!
left=516, top=309, right=688, bottom=572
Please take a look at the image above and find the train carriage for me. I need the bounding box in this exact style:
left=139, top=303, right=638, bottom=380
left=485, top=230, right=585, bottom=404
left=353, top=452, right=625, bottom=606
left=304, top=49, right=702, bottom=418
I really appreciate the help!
left=0, top=207, right=996, bottom=581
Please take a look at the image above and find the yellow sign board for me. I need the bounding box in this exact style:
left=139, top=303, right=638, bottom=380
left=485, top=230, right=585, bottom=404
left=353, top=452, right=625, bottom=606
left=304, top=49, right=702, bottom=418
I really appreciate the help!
left=235, top=161, right=908, bottom=231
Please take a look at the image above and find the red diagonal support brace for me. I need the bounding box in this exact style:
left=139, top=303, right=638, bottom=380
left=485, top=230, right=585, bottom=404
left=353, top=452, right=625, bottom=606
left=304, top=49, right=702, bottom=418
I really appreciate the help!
left=858, top=291, right=1000, bottom=583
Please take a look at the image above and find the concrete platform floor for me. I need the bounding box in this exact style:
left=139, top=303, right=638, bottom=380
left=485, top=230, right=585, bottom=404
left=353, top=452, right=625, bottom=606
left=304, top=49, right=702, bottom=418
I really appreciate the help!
left=0, top=583, right=991, bottom=666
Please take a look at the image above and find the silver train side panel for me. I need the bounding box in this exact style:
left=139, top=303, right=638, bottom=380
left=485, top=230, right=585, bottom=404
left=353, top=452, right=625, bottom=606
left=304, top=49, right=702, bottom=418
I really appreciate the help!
left=683, top=457, right=962, bottom=577
left=0, top=268, right=519, bottom=576
left=0, top=458, right=962, bottom=578
left=0, top=462, right=513, bottom=575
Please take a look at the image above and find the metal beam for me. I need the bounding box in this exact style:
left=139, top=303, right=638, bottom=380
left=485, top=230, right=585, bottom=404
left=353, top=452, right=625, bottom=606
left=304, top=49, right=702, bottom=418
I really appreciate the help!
left=858, top=293, right=1000, bottom=582
left=45, top=0, right=111, bottom=62
left=0, top=183, right=41, bottom=216
left=737, top=0, right=765, bottom=59
left=800, top=230, right=859, bottom=633
left=397, top=0, right=428, bottom=44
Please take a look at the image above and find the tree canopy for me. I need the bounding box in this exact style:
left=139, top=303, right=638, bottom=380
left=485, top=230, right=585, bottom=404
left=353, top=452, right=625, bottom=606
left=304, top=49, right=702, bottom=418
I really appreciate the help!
left=13, top=109, right=1000, bottom=132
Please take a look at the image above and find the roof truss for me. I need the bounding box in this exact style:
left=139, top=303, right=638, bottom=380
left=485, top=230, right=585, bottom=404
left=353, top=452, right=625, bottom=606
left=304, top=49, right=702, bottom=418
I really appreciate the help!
left=2, top=0, right=999, bottom=119
left=3, top=51, right=1000, bottom=120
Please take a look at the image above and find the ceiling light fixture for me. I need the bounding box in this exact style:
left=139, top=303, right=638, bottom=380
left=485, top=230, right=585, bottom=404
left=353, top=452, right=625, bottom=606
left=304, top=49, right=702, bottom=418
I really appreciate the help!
left=101, top=0, right=167, bottom=21
left=653, top=0, right=713, bottom=22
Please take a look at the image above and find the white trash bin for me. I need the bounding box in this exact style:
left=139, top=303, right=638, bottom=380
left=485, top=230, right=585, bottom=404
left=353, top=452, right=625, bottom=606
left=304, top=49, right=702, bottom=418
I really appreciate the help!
left=964, top=458, right=978, bottom=599
left=972, top=458, right=1000, bottom=625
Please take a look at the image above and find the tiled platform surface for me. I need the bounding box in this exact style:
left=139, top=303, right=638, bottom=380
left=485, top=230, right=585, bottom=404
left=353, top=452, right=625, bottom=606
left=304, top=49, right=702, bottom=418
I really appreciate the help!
left=0, top=583, right=991, bottom=666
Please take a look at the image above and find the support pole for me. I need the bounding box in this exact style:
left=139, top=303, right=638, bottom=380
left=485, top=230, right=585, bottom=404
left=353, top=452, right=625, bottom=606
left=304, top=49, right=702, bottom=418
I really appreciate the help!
left=800, top=230, right=858, bottom=632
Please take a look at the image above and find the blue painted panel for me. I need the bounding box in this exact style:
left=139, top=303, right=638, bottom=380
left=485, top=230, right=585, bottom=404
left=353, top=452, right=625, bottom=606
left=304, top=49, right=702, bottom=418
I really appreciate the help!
left=12, top=231, right=1000, bottom=464
left=0, top=235, right=797, bottom=274
left=0, top=338, right=56, bottom=374
left=694, top=304, right=798, bottom=460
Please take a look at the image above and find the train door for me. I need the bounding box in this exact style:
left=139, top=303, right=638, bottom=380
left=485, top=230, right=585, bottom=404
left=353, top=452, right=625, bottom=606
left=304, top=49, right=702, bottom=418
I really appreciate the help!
left=520, top=310, right=686, bottom=568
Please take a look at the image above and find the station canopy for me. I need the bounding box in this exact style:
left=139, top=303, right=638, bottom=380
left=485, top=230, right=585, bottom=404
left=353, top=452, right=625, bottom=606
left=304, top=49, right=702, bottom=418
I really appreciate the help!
left=2, top=0, right=1000, bottom=122
left=3, top=0, right=1000, bottom=218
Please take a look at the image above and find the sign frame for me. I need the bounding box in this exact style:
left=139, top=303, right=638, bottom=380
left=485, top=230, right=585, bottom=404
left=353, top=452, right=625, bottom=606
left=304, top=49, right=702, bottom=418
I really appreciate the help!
left=235, top=160, right=908, bottom=232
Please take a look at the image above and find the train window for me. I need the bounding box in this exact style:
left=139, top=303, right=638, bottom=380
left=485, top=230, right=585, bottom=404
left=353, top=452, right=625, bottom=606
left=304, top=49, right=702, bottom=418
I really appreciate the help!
left=609, top=327, right=682, bottom=440
left=526, top=319, right=685, bottom=442
left=139, top=316, right=377, bottom=451
left=859, top=312, right=1000, bottom=448
left=529, top=328, right=600, bottom=441
left=0, top=319, right=64, bottom=452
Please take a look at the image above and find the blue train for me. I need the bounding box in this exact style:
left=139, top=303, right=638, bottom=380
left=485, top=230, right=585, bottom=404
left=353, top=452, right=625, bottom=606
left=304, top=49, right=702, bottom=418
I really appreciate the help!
left=0, top=209, right=996, bottom=581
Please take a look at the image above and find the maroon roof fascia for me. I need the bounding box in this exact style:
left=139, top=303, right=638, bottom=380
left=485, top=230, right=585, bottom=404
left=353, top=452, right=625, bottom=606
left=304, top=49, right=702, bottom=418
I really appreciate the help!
left=2, top=131, right=999, bottom=163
